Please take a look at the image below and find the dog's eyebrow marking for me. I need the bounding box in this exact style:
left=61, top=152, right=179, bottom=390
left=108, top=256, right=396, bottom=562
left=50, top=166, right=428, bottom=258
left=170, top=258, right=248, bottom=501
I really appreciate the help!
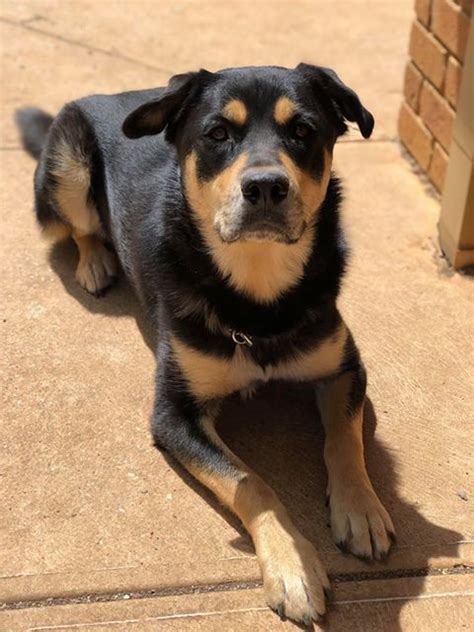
left=222, top=99, right=247, bottom=125
left=274, top=97, right=297, bottom=125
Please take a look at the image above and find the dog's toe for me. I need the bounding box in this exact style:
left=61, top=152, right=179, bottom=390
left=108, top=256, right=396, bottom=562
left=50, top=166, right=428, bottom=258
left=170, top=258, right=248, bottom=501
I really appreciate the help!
left=75, top=242, right=118, bottom=296
left=261, top=531, right=329, bottom=625
left=329, top=482, right=395, bottom=561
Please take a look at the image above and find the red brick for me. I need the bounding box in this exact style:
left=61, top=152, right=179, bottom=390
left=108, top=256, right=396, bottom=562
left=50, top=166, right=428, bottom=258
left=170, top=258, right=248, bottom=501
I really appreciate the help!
left=409, top=20, right=447, bottom=89
left=399, top=102, right=433, bottom=170
left=419, top=81, right=455, bottom=150
left=444, top=55, right=463, bottom=106
left=432, top=0, right=470, bottom=60
left=416, top=0, right=433, bottom=24
left=428, top=142, right=449, bottom=191
left=404, top=62, right=424, bottom=111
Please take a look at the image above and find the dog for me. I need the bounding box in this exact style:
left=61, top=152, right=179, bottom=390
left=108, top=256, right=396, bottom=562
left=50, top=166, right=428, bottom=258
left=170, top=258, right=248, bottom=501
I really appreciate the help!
left=16, top=64, right=395, bottom=625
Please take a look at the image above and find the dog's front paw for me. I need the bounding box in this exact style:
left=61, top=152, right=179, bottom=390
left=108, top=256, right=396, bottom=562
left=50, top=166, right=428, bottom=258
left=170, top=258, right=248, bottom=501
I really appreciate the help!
left=257, top=527, right=330, bottom=624
left=328, top=478, right=395, bottom=561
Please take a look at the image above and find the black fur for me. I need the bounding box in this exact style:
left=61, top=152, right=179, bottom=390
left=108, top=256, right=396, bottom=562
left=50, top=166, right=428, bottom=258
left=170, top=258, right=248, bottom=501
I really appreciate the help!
left=15, top=107, right=54, bottom=159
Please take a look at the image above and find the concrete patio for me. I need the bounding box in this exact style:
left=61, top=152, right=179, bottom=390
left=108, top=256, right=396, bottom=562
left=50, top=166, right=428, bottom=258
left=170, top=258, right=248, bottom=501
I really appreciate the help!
left=1, top=1, right=473, bottom=630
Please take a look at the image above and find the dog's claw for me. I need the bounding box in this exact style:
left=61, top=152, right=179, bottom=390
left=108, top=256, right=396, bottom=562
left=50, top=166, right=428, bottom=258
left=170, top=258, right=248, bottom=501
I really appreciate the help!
left=302, top=613, right=312, bottom=627
left=276, top=603, right=286, bottom=620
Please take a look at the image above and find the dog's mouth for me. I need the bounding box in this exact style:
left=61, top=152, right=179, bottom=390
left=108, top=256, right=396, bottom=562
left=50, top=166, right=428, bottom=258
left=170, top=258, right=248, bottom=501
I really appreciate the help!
left=218, top=226, right=299, bottom=244
left=239, top=221, right=300, bottom=243
left=216, top=215, right=306, bottom=245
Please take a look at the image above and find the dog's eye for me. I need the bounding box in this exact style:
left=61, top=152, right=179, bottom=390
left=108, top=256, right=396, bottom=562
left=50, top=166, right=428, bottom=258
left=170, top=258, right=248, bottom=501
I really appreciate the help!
left=208, top=126, right=229, bottom=141
left=292, top=123, right=311, bottom=140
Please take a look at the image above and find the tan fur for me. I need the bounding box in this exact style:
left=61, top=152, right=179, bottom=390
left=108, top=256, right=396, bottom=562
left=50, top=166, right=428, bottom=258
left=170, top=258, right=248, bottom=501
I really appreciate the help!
left=73, top=234, right=117, bottom=294
left=170, top=322, right=347, bottom=401
left=273, top=324, right=348, bottom=380
left=184, top=151, right=248, bottom=225
left=171, top=337, right=257, bottom=400
left=279, top=150, right=332, bottom=223
left=274, top=96, right=296, bottom=125
left=222, top=99, right=248, bottom=125
left=206, top=236, right=316, bottom=304
left=48, top=139, right=117, bottom=293
left=317, top=374, right=395, bottom=559
left=50, top=139, right=101, bottom=237
left=181, top=413, right=329, bottom=621
left=41, top=221, right=72, bottom=242
left=184, top=151, right=317, bottom=303
left=233, top=473, right=329, bottom=621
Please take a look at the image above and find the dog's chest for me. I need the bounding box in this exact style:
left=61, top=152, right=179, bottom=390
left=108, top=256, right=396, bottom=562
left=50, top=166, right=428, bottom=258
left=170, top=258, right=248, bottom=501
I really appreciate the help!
left=172, top=325, right=346, bottom=401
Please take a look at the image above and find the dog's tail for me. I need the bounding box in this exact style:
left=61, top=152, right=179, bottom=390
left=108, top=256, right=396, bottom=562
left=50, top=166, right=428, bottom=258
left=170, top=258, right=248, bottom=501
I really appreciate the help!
left=15, top=107, right=54, bottom=160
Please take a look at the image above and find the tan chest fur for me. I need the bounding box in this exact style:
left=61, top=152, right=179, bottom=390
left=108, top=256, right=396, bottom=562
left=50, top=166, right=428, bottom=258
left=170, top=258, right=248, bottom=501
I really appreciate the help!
left=171, top=324, right=348, bottom=401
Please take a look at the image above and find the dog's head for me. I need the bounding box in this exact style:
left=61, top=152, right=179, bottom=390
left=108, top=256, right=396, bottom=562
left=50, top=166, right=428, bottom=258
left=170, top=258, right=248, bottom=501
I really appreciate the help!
left=123, top=65, right=373, bottom=245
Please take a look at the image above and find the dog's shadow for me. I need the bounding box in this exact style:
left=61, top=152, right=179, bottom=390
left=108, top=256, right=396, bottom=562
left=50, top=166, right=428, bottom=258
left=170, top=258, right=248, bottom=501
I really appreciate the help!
left=217, top=390, right=464, bottom=631
left=49, top=240, right=464, bottom=631
left=49, top=240, right=155, bottom=345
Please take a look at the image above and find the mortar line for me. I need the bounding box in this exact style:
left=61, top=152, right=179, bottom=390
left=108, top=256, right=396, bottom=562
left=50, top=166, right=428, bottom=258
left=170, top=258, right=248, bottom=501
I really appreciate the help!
left=0, top=16, right=172, bottom=76
left=1, top=565, right=472, bottom=612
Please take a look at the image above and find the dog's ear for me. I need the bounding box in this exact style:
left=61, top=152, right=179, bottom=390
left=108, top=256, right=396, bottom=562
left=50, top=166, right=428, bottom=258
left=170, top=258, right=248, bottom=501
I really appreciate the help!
left=296, top=63, right=374, bottom=138
left=123, top=69, right=213, bottom=140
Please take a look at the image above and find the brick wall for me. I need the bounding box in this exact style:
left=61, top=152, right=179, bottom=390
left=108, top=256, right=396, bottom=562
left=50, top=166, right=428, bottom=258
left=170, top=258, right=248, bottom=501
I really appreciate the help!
left=399, top=0, right=471, bottom=192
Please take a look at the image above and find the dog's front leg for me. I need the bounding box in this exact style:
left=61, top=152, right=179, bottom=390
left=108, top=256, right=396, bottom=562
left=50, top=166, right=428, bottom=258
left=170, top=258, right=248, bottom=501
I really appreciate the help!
left=152, top=357, right=329, bottom=625
left=317, top=341, right=395, bottom=560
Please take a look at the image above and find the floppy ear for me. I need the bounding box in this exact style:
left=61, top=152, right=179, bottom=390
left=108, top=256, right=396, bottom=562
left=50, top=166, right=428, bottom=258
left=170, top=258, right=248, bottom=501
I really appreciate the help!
left=296, top=63, right=374, bottom=138
left=123, top=69, right=212, bottom=139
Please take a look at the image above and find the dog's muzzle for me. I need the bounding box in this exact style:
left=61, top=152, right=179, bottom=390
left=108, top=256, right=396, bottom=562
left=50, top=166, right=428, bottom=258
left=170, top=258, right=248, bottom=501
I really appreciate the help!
left=215, top=167, right=307, bottom=243
left=235, top=168, right=298, bottom=241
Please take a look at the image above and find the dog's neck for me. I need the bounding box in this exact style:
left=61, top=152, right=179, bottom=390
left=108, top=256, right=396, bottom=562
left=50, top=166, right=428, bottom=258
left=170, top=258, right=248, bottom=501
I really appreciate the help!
left=199, top=223, right=316, bottom=304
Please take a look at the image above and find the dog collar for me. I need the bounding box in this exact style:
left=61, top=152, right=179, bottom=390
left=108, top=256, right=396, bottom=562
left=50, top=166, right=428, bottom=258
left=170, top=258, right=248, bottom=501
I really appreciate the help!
left=230, top=330, right=254, bottom=347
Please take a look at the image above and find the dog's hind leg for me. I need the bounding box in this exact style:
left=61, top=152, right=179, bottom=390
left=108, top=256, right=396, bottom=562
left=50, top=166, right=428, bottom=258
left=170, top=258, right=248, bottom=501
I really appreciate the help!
left=28, top=104, right=118, bottom=296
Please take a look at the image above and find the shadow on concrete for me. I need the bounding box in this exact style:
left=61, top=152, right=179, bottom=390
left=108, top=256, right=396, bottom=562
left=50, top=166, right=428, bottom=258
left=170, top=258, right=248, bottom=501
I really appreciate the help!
left=49, top=239, right=463, bottom=631
left=48, top=240, right=156, bottom=349
left=218, top=387, right=463, bottom=631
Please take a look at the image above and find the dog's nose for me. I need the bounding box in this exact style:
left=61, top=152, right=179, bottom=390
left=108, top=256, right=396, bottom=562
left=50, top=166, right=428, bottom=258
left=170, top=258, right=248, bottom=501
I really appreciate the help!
left=241, top=170, right=289, bottom=207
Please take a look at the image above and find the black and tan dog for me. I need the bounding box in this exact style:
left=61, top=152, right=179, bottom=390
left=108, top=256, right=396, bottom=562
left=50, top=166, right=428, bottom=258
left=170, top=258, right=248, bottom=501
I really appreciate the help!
left=17, top=64, right=395, bottom=625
